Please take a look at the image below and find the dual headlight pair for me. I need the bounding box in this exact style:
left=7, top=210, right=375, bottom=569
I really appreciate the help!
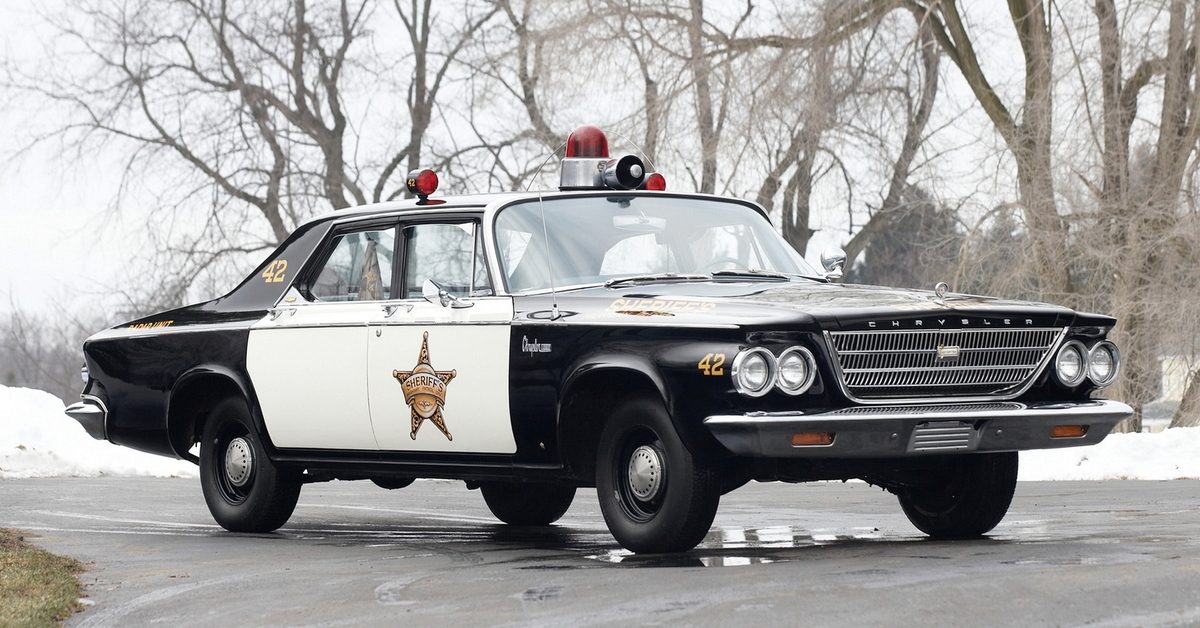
left=731, top=346, right=817, bottom=397
left=1054, top=340, right=1119, bottom=388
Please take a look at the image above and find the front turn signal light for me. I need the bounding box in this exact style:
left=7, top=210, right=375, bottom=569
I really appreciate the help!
left=1050, top=425, right=1089, bottom=438
left=792, top=432, right=835, bottom=446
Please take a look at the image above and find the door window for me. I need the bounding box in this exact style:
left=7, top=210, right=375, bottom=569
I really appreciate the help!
left=309, top=229, right=395, bottom=302
left=403, top=223, right=492, bottom=298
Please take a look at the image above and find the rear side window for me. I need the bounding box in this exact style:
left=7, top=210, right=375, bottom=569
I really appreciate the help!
left=309, top=229, right=395, bottom=302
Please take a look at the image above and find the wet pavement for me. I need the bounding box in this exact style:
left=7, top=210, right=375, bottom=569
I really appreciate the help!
left=3, top=477, right=1200, bottom=627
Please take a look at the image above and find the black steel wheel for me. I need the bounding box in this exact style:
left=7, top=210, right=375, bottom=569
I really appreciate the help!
left=200, top=397, right=301, bottom=532
left=596, top=397, right=720, bottom=553
left=480, top=482, right=577, bottom=525
left=897, top=452, right=1018, bottom=539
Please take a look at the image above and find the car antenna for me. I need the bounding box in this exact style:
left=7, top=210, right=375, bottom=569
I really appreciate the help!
left=536, top=188, right=560, bottom=321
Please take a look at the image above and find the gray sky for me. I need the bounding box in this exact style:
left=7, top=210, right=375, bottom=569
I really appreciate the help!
left=1, top=0, right=135, bottom=313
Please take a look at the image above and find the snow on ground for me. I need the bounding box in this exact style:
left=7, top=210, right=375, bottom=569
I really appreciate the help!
left=0, top=384, right=1196, bottom=481
left=0, top=385, right=197, bottom=478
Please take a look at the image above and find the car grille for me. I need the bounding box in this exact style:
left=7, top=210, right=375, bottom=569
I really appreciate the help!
left=825, top=328, right=1065, bottom=401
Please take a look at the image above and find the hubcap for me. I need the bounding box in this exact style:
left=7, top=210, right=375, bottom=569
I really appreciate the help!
left=627, top=445, right=663, bottom=502
left=224, top=437, right=253, bottom=487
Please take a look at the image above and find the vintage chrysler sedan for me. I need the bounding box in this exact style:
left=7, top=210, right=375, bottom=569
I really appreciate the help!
left=67, top=126, right=1132, bottom=553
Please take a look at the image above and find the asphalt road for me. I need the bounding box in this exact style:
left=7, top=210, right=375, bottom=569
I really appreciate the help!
left=2, top=476, right=1200, bottom=627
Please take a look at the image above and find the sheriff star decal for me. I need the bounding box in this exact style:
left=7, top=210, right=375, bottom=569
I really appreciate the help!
left=392, top=332, right=457, bottom=441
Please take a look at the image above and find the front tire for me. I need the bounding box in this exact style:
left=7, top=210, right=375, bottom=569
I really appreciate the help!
left=897, top=452, right=1018, bottom=539
left=596, top=397, right=720, bottom=554
left=480, top=483, right=576, bottom=525
left=200, top=397, right=301, bottom=532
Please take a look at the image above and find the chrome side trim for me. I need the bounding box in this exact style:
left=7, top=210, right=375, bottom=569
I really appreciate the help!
left=822, top=327, right=1068, bottom=405
left=65, top=395, right=108, bottom=441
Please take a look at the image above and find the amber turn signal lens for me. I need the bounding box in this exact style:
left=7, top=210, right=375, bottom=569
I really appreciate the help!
left=792, top=432, right=835, bottom=446
left=1050, top=425, right=1089, bottom=438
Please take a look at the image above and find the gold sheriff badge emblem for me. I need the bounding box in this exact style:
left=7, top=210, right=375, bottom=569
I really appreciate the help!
left=392, top=332, right=457, bottom=441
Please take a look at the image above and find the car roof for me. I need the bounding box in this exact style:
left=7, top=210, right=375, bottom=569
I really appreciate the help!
left=299, top=190, right=768, bottom=230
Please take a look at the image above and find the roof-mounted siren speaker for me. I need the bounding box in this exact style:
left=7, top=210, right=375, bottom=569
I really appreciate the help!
left=603, top=155, right=646, bottom=190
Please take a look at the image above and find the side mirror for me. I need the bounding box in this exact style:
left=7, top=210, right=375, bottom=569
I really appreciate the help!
left=422, top=279, right=474, bottom=309
left=820, top=246, right=846, bottom=280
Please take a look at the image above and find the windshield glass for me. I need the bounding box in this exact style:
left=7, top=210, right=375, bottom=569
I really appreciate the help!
left=494, top=196, right=818, bottom=293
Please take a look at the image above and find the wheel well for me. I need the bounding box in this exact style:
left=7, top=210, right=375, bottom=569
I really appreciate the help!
left=558, top=369, right=664, bottom=486
left=168, top=375, right=244, bottom=462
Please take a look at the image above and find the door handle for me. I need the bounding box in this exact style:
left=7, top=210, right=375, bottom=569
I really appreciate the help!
left=382, top=304, right=414, bottom=318
left=268, top=307, right=296, bottom=321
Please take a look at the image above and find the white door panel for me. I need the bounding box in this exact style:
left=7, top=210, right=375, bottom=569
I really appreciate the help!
left=247, top=303, right=380, bottom=450
left=367, top=297, right=515, bottom=453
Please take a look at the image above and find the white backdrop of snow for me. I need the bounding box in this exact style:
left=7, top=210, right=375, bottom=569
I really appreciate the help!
left=1, top=385, right=196, bottom=478
left=1, top=384, right=1196, bottom=481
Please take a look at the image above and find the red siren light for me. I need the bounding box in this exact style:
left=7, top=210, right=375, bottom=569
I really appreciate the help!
left=644, top=172, right=667, bottom=191
left=565, top=125, right=609, bottom=158
left=406, top=169, right=439, bottom=200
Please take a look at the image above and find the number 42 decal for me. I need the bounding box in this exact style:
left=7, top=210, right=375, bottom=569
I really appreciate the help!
left=262, top=260, right=288, bottom=283
left=698, top=353, right=726, bottom=376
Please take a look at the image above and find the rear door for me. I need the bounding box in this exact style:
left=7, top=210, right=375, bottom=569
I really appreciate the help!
left=247, top=225, right=397, bottom=450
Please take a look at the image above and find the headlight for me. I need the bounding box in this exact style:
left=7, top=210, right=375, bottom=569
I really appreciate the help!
left=1053, top=341, right=1088, bottom=387
left=1088, top=341, right=1120, bottom=387
left=80, top=365, right=89, bottom=385
left=732, top=348, right=776, bottom=397
left=776, top=347, right=816, bottom=395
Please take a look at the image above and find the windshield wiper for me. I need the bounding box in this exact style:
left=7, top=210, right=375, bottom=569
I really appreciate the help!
left=605, top=273, right=711, bottom=288
left=710, top=269, right=790, bottom=281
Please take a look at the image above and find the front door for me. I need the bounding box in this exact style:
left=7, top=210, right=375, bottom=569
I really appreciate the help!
left=366, top=221, right=516, bottom=454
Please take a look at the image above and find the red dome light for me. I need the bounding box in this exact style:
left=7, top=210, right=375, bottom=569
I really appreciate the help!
left=406, top=169, right=439, bottom=198
left=565, top=125, right=609, bottom=158
left=644, top=172, right=667, bottom=191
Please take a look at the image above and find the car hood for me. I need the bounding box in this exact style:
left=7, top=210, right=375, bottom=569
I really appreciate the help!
left=553, top=279, right=1090, bottom=331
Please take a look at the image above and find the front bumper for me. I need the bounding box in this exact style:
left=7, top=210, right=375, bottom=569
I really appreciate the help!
left=64, top=395, right=108, bottom=440
left=704, top=399, right=1132, bottom=458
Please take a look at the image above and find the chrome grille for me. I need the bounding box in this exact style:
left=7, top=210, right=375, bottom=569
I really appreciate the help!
left=826, top=328, right=1065, bottom=400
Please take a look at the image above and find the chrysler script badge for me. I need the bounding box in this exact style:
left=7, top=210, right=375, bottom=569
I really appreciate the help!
left=393, top=332, right=457, bottom=441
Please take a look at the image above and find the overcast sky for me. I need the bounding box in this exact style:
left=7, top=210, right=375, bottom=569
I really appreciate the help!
left=1, top=0, right=137, bottom=314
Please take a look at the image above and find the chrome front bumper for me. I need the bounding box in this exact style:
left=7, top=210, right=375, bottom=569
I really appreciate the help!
left=64, top=395, right=108, bottom=440
left=704, top=399, right=1133, bottom=458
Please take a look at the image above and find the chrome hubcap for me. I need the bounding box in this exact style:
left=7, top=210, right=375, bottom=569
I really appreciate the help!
left=627, top=445, right=663, bottom=502
left=224, top=437, right=253, bottom=487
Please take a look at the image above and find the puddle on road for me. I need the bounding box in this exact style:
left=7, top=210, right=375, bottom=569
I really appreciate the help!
left=583, top=525, right=902, bottom=568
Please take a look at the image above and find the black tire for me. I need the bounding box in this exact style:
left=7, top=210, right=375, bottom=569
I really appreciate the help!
left=372, top=477, right=416, bottom=490
left=200, top=397, right=301, bottom=533
left=480, top=483, right=577, bottom=525
left=596, top=397, right=720, bottom=553
left=897, top=452, right=1018, bottom=539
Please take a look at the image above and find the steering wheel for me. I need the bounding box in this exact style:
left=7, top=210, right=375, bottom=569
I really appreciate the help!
left=696, top=257, right=749, bottom=273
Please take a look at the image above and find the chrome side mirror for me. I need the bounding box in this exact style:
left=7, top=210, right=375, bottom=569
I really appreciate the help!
left=820, top=246, right=846, bottom=280
left=422, top=279, right=474, bottom=309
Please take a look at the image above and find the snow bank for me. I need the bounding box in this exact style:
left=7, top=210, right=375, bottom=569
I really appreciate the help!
left=0, top=385, right=197, bottom=478
left=1, top=384, right=1198, bottom=481
left=1019, top=426, right=1200, bottom=481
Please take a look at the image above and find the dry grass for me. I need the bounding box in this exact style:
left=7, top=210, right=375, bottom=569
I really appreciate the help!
left=0, top=527, right=83, bottom=628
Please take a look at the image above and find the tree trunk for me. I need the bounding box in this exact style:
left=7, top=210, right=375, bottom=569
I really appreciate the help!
left=1170, top=366, right=1200, bottom=428
left=687, top=0, right=718, bottom=194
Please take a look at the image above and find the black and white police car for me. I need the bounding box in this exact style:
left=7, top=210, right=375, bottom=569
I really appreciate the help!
left=67, top=125, right=1132, bottom=553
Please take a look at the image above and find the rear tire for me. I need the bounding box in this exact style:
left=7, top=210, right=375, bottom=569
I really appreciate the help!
left=596, top=397, right=720, bottom=553
left=897, top=452, right=1018, bottom=539
left=200, top=398, right=301, bottom=532
left=480, top=483, right=576, bottom=525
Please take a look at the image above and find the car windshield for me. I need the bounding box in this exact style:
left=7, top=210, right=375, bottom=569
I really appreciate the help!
left=494, top=196, right=819, bottom=293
